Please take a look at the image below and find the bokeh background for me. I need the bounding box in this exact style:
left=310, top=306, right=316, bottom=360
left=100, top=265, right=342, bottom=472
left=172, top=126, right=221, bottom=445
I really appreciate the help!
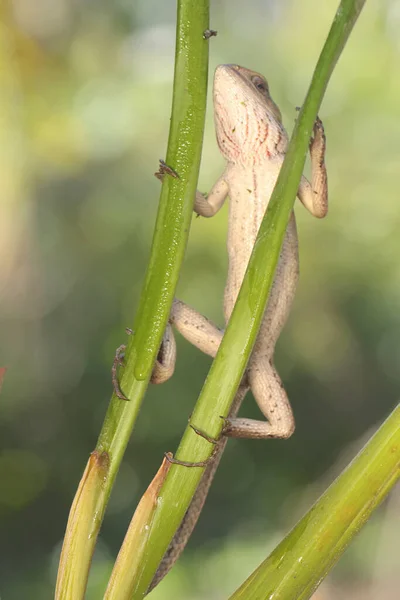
left=1, top=0, right=400, bottom=598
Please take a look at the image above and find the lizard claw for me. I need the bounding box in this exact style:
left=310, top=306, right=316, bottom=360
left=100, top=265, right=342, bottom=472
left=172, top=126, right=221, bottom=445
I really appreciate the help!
left=219, top=414, right=232, bottom=436
left=163, top=449, right=217, bottom=468
left=309, top=116, right=326, bottom=168
left=189, top=423, right=219, bottom=444
left=310, top=116, right=326, bottom=144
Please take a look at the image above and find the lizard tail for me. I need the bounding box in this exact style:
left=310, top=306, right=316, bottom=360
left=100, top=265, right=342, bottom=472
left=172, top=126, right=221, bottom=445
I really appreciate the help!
left=148, top=384, right=248, bottom=592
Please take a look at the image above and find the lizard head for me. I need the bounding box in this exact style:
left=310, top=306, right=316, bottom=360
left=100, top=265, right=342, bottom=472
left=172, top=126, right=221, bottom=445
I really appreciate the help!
left=213, top=64, right=287, bottom=164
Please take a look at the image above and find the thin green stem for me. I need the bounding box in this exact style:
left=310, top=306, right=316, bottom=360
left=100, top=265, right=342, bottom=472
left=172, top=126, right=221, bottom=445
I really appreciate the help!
left=55, top=1, right=210, bottom=597
left=129, top=1, right=366, bottom=597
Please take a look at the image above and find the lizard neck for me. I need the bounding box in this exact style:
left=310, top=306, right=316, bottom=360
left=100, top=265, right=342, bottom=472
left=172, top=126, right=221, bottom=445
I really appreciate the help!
left=215, top=107, right=288, bottom=167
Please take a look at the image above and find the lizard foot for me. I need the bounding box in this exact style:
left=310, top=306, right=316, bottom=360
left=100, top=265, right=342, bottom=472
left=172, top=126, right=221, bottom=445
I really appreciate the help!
left=163, top=444, right=219, bottom=469
left=189, top=423, right=219, bottom=445
left=220, top=415, right=233, bottom=436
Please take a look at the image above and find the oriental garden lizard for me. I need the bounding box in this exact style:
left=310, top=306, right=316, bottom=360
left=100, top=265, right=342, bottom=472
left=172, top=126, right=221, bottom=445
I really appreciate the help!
left=116, top=63, right=328, bottom=590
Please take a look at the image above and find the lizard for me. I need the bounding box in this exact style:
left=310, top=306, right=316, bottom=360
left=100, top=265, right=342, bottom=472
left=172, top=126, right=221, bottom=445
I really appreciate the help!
left=115, top=63, right=328, bottom=590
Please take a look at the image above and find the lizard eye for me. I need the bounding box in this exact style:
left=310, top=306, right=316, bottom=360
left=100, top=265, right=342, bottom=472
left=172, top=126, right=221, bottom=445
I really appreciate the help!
left=251, top=76, right=268, bottom=94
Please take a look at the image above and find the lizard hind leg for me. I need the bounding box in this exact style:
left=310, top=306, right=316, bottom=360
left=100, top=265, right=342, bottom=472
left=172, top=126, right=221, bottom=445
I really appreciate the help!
left=223, top=216, right=299, bottom=441
left=224, top=358, right=295, bottom=439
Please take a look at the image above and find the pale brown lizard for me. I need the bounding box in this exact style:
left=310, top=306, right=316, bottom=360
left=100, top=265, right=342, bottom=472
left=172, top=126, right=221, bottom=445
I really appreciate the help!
left=122, top=64, right=328, bottom=589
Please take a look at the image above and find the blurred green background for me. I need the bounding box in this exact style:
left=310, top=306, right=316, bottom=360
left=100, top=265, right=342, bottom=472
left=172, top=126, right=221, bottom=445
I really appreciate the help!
left=1, top=1, right=400, bottom=598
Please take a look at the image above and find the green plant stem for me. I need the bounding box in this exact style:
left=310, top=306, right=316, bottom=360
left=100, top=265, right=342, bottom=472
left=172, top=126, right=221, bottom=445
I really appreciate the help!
left=129, top=1, right=366, bottom=597
left=229, top=404, right=400, bottom=600
left=131, top=8, right=211, bottom=380
left=55, top=1, right=210, bottom=597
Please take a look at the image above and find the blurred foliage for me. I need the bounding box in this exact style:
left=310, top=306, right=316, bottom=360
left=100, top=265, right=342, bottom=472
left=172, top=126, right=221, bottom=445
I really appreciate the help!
left=0, top=0, right=399, bottom=598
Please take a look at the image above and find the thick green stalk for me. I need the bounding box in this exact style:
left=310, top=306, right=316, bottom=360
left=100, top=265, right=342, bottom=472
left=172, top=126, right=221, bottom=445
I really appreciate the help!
left=131, top=9, right=211, bottom=380
left=129, top=1, right=366, bottom=597
left=229, top=404, right=400, bottom=600
left=55, top=1, right=210, bottom=597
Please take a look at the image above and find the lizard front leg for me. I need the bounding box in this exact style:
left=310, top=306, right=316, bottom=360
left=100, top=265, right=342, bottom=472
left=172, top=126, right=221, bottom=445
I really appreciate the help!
left=194, top=177, right=229, bottom=217
left=298, top=117, right=328, bottom=218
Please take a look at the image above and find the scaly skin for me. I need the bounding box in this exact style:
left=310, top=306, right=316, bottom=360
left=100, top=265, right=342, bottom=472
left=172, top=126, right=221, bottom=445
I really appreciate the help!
left=147, top=64, right=328, bottom=591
